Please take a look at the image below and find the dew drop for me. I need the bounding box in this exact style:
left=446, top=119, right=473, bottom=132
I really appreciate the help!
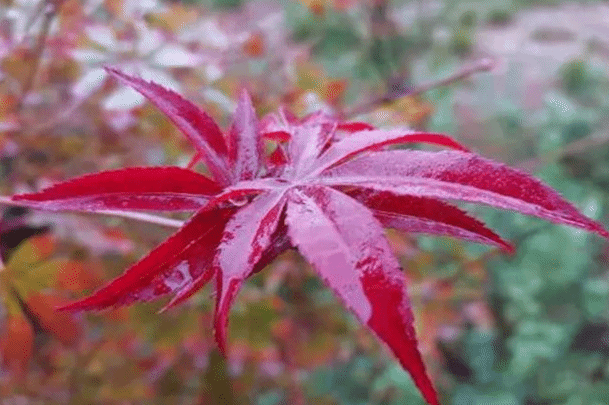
left=229, top=196, right=248, bottom=206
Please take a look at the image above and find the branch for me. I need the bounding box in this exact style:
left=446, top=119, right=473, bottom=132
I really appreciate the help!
left=0, top=196, right=185, bottom=228
left=18, top=1, right=57, bottom=109
left=26, top=98, right=85, bottom=136
left=410, top=58, right=496, bottom=98
left=516, top=131, right=609, bottom=173
left=345, top=58, right=496, bottom=118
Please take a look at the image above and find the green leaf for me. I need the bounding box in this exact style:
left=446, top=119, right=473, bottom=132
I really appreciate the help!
left=465, top=330, right=496, bottom=384
left=7, top=235, right=55, bottom=272
left=583, top=279, right=609, bottom=318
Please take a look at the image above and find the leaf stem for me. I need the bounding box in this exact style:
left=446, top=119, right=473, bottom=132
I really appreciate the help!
left=0, top=197, right=185, bottom=228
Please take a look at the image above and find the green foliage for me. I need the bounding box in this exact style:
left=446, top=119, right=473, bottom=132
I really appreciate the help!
left=562, top=59, right=590, bottom=95
left=487, top=8, right=512, bottom=26
left=211, top=0, right=242, bottom=9
left=450, top=26, right=474, bottom=56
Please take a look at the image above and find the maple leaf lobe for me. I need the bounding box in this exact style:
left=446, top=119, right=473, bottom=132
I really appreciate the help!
left=13, top=69, right=609, bottom=405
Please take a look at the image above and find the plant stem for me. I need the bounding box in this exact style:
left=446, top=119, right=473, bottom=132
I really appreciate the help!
left=0, top=197, right=185, bottom=228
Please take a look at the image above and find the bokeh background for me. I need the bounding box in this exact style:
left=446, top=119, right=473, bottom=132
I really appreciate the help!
left=1, top=0, right=609, bottom=403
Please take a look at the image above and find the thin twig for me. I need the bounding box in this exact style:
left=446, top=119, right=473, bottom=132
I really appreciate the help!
left=18, top=1, right=56, bottom=109
left=0, top=196, right=185, bottom=228
left=410, top=58, right=496, bottom=98
left=345, top=58, right=496, bottom=118
left=516, top=131, right=609, bottom=172
left=26, top=98, right=86, bottom=136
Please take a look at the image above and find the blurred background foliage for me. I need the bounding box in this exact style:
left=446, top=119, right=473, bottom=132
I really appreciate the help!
left=1, top=0, right=609, bottom=403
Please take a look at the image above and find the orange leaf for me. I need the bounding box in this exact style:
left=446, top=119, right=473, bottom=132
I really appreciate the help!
left=30, top=234, right=56, bottom=261
left=55, top=261, right=101, bottom=292
left=102, top=307, right=130, bottom=323
left=309, top=1, right=325, bottom=16
left=0, top=315, right=33, bottom=380
left=324, top=79, right=347, bottom=106
left=243, top=32, right=265, bottom=57
left=26, top=293, right=81, bottom=346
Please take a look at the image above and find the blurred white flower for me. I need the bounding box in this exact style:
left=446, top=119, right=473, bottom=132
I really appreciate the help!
left=71, top=21, right=202, bottom=110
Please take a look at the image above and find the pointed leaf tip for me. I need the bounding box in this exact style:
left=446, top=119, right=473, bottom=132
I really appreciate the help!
left=12, top=167, right=219, bottom=212
left=229, top=88, right=261, bottom=181
left=212, top=191, right=287, bottom=353
left=314, top=130, right=469, bottom=176
left=362, top=269, right=440, bottom=405
left=285, top=186, right=439, bottom=405
left=324, top=150, right=609, bottom=240
left=57, top=207, right=236, bottom=312
left=104, top=67, right=230, bottom=185
left=214, top=277, right=242, bottom=354
left=349, top=189, right=515, bottom=253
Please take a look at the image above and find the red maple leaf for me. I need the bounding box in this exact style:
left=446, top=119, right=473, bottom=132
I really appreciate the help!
left=13, top=67, right=609, bottom=405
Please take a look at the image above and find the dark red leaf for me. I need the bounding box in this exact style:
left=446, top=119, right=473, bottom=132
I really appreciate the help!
left=213, top=191, right=287, bottom=353
left=312, top=130, right=470, bottom=176
left=60, top=207, right=236, bottom=311
left=13, top=167, right=219, bottom=212
left=14, top=70, right=607, bottom=405
left=285, top=186, right=438, bottom=405
left=186, top=151, right=203, bottom=170
left=163, top=226, right=291, bottom=313
left=159, top=265, right=215, bottom=312
left=337, top=122, right=376, bottom=132
left=269, top=146, right=288, bottom=166
left=105, top=68, right=230, bottom=185
left=262, top=131, right=291, bottom=142
left=267, top=146, right=289, bottom=168
left=228, top=89, right=261, bottom=181
left=262, top=109, right=338, bottom=172
left=348, top=189, right=513, bottom=252
left=252, top=222, right=291, bottom=275
left=322, top=150, right=609, bottom=238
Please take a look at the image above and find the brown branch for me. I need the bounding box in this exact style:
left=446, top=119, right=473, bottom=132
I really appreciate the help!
left=26, top=98, right=85, bottom=136
left=345, top=58, right=496, bottom=118
left=516, top=131, right=609, bottom=173
left=17, top=1, right=57, bottom=109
